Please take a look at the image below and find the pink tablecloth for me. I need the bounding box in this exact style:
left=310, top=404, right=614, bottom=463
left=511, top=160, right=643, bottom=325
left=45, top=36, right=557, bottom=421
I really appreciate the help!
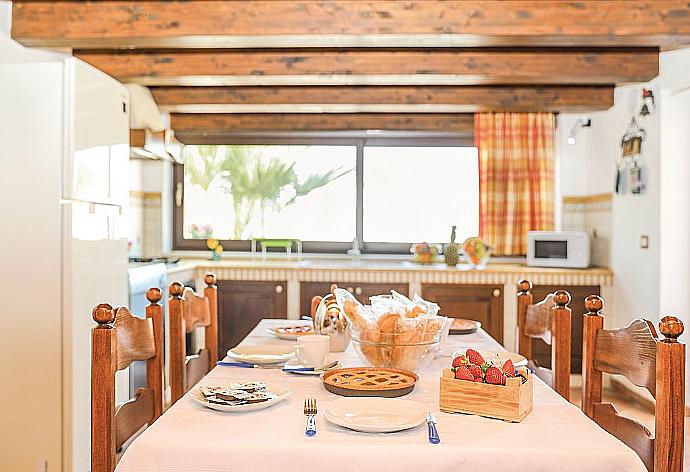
left=116, top=319, right=646, bottom=472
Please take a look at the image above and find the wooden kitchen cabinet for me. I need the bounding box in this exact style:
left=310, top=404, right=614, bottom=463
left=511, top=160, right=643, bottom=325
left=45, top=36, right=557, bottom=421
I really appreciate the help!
left=528, top=285, right=600, bottom=374
left=300, top=282, right=409, bottom=315
left=216, top=280, right=288, bottom=354
left=421, top=283, right=504, bottom=343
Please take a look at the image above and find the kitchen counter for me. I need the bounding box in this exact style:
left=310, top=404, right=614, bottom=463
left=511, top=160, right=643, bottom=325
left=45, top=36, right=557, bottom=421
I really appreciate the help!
left=168, top=257, right=613, bottom=352
left=170, top=258, right=612, bottom=287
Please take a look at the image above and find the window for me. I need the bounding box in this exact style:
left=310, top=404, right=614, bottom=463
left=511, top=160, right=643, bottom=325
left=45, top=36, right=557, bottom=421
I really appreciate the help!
left=173, top=137, right=478, bottom=253
left=363, top=146, right=479, bottom=246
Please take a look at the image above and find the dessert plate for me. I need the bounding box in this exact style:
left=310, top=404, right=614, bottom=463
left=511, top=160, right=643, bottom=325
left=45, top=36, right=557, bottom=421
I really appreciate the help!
left=324, top=397, right=426, bottom=433
left=227, top=344, right=295, bottom=365
left=480, top=350, right=528, bottom=367
left=188, top=383, right=291, bottom=413
left=266, top=324, right=315, bottom=340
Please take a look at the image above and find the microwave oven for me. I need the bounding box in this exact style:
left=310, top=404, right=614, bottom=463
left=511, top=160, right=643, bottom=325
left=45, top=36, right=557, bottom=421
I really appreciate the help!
left=526, top=231, right=590, bottom=268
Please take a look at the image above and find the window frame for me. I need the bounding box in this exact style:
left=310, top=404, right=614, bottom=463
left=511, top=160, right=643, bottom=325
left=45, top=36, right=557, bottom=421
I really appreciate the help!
left=172, top=133, right=475, bottom=254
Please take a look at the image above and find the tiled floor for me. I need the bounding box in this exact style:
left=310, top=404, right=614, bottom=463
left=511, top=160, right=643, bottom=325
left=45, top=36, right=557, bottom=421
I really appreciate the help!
left=569, top=381, right=690, bottom=470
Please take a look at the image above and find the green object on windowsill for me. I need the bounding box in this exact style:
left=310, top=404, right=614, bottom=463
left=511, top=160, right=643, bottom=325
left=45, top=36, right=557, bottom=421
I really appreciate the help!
left=251, top=238, right=303, bottom=260
left=253, top=238, right=295, bottom=249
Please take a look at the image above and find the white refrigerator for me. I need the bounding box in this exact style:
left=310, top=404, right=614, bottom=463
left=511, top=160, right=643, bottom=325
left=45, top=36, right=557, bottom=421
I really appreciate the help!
left=0, top=37, right=129, bottom=472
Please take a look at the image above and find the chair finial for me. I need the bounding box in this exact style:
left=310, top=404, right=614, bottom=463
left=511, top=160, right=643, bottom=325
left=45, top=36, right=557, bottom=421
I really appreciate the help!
left=659, top=316, right=684, bottom=342
left=92, top=303, right=115, bottom=325
left=584, top=295, right=604, bottom=314
left=169, top=282, right=184, bottom=298
left=204, top=272, right=217, bottom=286
left=554, top=290, right=571, bottom=307
left=517, top=280, right=532, bottom=294
left=146, top=287, right=162, bottom=304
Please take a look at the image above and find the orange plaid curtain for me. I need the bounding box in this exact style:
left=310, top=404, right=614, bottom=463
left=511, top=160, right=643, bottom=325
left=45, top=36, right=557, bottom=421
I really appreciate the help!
left=475, top=113, right=555, bottom=255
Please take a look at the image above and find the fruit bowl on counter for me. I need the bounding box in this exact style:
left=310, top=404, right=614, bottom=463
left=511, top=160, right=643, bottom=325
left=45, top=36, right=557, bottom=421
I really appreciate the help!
left=462, top=237, right=492, bottom=269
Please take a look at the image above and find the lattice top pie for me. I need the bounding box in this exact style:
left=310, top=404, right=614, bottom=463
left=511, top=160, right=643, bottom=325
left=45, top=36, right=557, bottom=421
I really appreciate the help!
left=322, top=367, right=418, bottom=392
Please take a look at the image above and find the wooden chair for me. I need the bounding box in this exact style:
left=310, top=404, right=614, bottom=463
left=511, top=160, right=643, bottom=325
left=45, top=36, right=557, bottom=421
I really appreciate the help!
left=581, top=295, right=685, bottom=472
left=516, top=280, right=572, bottom=400
left=169, top=273, right=219, bottom=404
left=91, top=288, right=164, bottom=472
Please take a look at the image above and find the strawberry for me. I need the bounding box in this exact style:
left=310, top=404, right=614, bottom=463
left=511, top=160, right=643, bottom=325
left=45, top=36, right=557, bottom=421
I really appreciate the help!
left=454, top=366, right=474, bottom=381
left=468, top=364, right=483, bottom=379
left=484, top=366, right=506, bottom=385
left=473, top=377, right=483, bottom=382
left=502, top=359, right=515, bottom=378
left=452, top=355, right=469, bottom=368
left=466, top=349, right=485, bottom=366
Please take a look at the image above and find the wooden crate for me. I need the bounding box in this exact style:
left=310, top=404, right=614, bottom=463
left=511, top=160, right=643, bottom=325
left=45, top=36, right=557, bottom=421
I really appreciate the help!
left=439, top=368, right=533, bottom=422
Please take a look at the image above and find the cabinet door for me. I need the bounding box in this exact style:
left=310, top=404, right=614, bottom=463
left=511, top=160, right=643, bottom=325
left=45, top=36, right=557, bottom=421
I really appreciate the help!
left=422, top=284, right=504, bottom=343
left=300, top=282, right=409, bottom=315
left=528, top=285, right=600, bottom=374
left=217, top=280, right=288, bottom=353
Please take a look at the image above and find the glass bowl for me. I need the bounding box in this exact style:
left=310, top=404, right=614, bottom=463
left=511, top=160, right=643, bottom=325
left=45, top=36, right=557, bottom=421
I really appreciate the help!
left=350, top=329, right=441, bottom=372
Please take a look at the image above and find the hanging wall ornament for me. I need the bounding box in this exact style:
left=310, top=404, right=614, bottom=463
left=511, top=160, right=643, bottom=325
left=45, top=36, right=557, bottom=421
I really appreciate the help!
left=618, top=117, right=646, bottom=194
left=639, top=89, right=655, bottom=117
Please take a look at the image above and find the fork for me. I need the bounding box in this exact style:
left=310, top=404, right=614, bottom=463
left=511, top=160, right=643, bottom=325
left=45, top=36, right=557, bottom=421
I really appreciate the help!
left=304, top=398, right=317, bottom=436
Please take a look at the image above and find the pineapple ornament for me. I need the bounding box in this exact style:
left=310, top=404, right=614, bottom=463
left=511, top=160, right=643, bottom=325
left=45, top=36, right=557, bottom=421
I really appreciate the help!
left=444, top=225, right=460, bottom=266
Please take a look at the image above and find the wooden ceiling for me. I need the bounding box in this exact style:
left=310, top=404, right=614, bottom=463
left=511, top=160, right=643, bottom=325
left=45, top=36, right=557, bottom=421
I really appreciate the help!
left=11, top=1, right=690, bottom=140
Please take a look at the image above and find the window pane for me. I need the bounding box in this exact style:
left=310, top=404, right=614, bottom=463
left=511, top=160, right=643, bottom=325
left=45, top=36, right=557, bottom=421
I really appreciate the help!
left=183, top=144, right=356, bottom=242
left=363, top=146, right=479, bottom=244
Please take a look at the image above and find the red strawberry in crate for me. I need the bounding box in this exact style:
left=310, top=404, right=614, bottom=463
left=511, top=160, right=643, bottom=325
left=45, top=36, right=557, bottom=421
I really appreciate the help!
left=502, top=359, right=515, bottom=378
left=466, top=349, right=485, bottom=366
left=468, top=364, right=483, bottom=379
left=452, top=355, right=469, bottom=368
left=454, top=366, right=474, bottom=381
left=484, top=366, right=506, bottom=385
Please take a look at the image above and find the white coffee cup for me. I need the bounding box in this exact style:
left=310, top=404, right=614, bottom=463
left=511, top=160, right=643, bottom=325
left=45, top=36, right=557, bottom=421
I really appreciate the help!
left=295, top=335, right=330, bottom=369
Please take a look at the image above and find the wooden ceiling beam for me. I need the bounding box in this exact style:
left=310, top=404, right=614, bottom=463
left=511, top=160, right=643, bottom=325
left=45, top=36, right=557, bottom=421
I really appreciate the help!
left=75, top=49, right=658, bottom=86
left=170, top=113, right=475, bottom=138
left=151, top=85, right=614, bottom=113
left=12, top=1, right=690, bottom=49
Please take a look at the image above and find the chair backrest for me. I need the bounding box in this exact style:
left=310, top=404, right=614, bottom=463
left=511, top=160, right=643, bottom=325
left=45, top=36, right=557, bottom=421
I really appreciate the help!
left=581, top=295, right=685, bottom=472
left=91, top=288, right=164, bottom=472
left=169, top=272, right=218, bottom=404
left=516, top=280, right=572, bottom=400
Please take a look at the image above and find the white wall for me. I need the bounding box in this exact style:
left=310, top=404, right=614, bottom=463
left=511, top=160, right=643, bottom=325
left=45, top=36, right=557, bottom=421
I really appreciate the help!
left=558, top=48, right=690, bottom=402
left=0, top=1, right=10, bottom=36
left=559, top=86, right=661, bottom=329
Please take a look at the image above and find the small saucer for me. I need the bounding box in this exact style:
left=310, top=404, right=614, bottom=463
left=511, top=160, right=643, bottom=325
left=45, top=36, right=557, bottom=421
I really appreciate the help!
left=283, top=359, right=341, bottom=375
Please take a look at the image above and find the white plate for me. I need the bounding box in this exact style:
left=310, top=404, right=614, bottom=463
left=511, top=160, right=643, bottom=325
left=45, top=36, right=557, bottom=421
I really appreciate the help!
left=283, top=359, right=342, bottom=375
left=188, top=383, right=291, bottom=413
left=480, top=350, right=528, bottom=367
left=227, top=344, right=295, bottom=365
left=324, top=397, right=427, bottom=433
left=266, top=325, right=314, bottom=341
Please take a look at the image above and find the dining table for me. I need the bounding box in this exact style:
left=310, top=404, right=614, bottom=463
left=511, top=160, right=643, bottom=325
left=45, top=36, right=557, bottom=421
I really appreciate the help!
left=115, top=319, right=646, bottom=472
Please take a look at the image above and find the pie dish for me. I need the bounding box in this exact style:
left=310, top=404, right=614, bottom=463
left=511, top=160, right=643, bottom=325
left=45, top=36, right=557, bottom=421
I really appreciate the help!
left=321, top=367, right=418, bottom=397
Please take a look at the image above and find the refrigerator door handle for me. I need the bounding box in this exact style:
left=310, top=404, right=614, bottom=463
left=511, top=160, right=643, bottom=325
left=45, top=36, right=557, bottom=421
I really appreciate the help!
left=60, top=198, right=123, bottom=214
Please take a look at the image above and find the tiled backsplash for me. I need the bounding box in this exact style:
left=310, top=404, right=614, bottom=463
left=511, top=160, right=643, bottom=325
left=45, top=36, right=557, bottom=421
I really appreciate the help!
left=561, top=193, right=612, bottom=267
left=129, top=190, right=163, bottom=257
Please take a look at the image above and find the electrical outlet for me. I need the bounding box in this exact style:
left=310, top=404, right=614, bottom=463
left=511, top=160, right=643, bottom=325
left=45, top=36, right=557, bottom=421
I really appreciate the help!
left=640, top=235, right=649, bottom=249
left=36, top=459, right=48, bottom=472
